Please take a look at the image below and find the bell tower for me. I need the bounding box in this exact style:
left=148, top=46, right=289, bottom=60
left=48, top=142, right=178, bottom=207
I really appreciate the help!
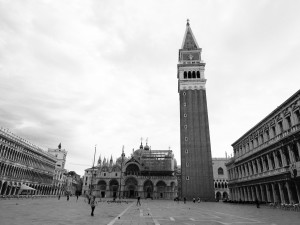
left=177, top=20, right=214, bottom=200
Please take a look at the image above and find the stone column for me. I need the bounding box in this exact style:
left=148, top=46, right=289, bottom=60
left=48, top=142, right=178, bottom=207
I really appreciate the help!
left=251, top=186, right=256, bottom=201
left=256, top=159, right=262, bottom=173
left=251, top=161, right=256, bottom=174
left=265, top=184, right=271, bottom=202
left=248, top=162, right=253, bottom=175
left=278, top=182, right=285, bottom=203
left=296, top=141, right=300, bottom=159
left=267, top=154, right=273, bottom=170
left=294, top=182, right=300, bottom=204
left=271, top=183, right=278, bottom=203
left=243, top=187, right=247, bottom=201
left=247, top=186, right=252, bottom=201
left=260, top=184, right=265, bottom=202
left=273, top=151, right=279, bottom=168
left=279, top=149, right=287, bottom=167
left=255, top=185, right=260, bottom=201
left=287, top=145, right=295, bottom=164
left=261, top=157, right=266, bottom=172
left=285, top=181, right=294, bottom=204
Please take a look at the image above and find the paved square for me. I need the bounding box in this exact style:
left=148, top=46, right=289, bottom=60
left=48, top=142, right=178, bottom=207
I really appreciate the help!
left=0, top=197, right=299, bottom=225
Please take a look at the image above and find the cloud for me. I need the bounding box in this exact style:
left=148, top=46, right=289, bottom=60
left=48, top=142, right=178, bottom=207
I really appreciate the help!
left=0, top=0, right=300, bottom=175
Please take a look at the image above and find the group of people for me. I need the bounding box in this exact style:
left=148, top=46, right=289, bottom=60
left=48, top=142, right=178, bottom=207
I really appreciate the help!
left=192, top=197, right=201, bottom=203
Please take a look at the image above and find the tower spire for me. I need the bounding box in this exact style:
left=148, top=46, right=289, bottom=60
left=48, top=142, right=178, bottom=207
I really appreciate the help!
left=181, top=19, right=199, bottom=50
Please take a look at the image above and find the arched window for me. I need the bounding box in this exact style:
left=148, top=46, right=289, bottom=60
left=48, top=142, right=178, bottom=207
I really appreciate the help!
left=125, top=164, right=140, bottom=176
left=218, top=167, right=224, bottom=175
left=184, top=71, right=187, bottom=79
left=188, top=71, right=191, bottom=78
left=197, top=71, right=200, bottom=78
left=192, top=71, right=196, bottom=78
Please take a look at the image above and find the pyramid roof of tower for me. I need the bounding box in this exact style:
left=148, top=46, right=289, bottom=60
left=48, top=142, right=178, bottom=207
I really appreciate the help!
left=181, top=21, right=199, bottom=50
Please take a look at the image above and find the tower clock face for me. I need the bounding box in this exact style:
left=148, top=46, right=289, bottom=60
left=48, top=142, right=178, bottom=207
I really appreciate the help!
left=182, top=53, right=199, bottom=61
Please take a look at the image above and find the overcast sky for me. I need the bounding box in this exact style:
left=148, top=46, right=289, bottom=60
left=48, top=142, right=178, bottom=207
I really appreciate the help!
left=1, top=0, right=299, bottom=175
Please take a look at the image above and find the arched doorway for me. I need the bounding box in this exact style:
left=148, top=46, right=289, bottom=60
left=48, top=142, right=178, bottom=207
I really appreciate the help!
left=1, top=181, right=7, bottom=195
left=109, top=179, right=119, bottom=198
left=125, top=177, right=138, bottom=198
left=156, top=181, right=166, bottom=198
left=216, top=191, right=221, bottom=201
left=143, top=180, right=153, bottom=199
left=98, top=180, right=107, bottom=198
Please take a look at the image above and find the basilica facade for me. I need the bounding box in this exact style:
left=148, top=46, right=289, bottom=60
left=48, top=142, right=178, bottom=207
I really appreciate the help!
left=82, top=142, right=178, bottom=199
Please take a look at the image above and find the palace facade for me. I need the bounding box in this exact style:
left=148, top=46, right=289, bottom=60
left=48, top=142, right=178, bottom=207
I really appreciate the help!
left=227, top=90, right=300, bottom=204
left=212, top=158, right=229, bottom=201
left=0, top=128, right=57, bottom=196
left=82, top=142, right=178, bottom=199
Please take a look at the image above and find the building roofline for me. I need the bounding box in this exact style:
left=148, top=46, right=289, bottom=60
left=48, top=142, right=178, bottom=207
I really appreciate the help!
left=231, top=89, right=300, bottom=147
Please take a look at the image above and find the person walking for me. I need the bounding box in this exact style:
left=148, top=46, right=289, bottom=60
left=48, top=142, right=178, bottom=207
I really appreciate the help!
left=90, top=196, right=97, bottom=216
left=197, top=197, right=201, bottom=203
left=183, top=197, right=186, bottom=204
left=58, top=195, right=60, bottom=200
left=136, top=195, right=141, bottom=206
left=193, top=197, right=196, bottom=203
left=67, top=195, right=69, bottom=201
left=255, top=198, right=260, bottom=208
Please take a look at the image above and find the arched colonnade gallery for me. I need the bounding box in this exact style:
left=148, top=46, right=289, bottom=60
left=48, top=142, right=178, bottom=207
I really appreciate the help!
left=0, top=180, right=65, bottom=196
left=93, top=177, right=177, bottom=199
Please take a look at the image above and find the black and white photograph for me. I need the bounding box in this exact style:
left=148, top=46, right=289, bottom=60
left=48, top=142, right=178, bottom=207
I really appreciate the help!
left=0, top=0, right=300, bottom=224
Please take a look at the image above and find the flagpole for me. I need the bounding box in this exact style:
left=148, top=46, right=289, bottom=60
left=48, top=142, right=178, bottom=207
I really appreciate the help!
left=119, top=145, right=125, bottom=199
left=90, top=145, right=97, bottom=196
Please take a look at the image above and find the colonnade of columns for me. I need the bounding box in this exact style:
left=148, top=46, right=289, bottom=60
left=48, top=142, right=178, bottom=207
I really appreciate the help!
left=230, top=180, right=300, bottom=204
left=92, top=179, right=177, bottom=199
left=0, top=180, right=65, bottom=196
left=228, top=141, right=300, bottom=181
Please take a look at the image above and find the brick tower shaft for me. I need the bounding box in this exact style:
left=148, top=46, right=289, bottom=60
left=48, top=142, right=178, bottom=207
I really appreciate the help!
left=177, top=20, right=215, bottom=201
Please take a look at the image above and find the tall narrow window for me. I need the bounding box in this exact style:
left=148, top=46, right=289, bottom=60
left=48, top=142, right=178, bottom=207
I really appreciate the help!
left=184, top=71, right=187, bottom=79
left=196, top=71, right=200, bottom=78
left=192, top=71, right=196, bottom=78
left=272, top=126, right=276, bottom=137
left=265, top=130, right=269, bottom=141
left=286, top=116, right=292, bottom=129
left=278, top=121, right=283, bottom=133
left=218, top=167, right=224, bottom=175
left=188, top=71, right=191, bottom=78
left=295, top=110, right=300, bottom=123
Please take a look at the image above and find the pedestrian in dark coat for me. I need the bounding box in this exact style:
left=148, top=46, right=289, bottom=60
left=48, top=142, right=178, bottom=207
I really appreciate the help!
left=136, top=195, right=141, bottom=206
left=90, top=196, right=97, bottom=216
left=255, top=198, right=260, bottom=208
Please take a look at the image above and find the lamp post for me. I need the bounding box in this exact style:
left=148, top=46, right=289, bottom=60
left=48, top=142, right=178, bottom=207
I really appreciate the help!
left=119, top=146, right=125, bottom=199
left=90, top=145, right=97, bottom=197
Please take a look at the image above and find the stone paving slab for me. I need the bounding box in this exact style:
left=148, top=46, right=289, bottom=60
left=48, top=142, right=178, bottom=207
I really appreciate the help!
left=0, top=197, right=299, bottom=225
